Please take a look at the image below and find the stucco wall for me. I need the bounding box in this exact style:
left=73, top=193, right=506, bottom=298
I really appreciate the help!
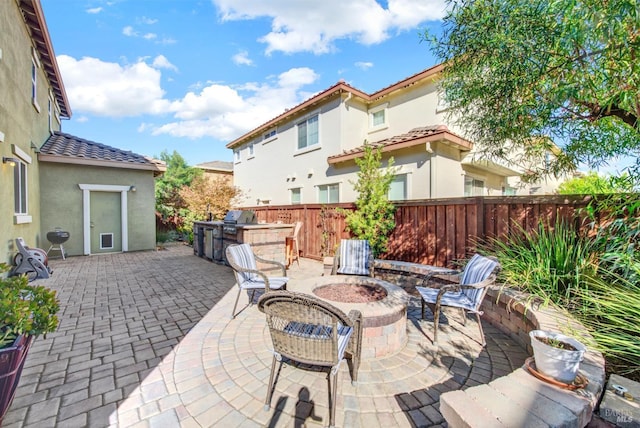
left=0, top=1, right=61, bottom=263
left=39, top=163, right=157, bottom=256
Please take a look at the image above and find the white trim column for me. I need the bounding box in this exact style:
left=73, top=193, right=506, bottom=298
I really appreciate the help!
left=78, top=184, right=132, bottom=255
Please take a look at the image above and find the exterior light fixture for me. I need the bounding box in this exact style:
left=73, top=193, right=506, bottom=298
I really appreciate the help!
left=129, top=185, right=137, bottom=192
left=2, top=157, right=20, bottom=166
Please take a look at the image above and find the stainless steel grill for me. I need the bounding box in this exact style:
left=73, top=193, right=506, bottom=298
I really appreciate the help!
left=223, top=210, right=257, bottom=234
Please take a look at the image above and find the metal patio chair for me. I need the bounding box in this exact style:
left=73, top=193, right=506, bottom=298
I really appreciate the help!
left=225, top=243, right=288, bottom=319
left=258, top=291, right=363, bottom=428
left=330, top=239, right=374, bottom=277
left=415, top=254, right=500, bottom=346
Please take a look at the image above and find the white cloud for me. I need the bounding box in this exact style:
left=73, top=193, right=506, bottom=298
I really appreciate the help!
left=122, top=26, right=136, bottom=37
left=355, top=61, right=374, bottom=70
left=86, top=7, right=102, bottom=14
left=212, top=0, right=446, bottom=54
left=58, top=53, right=320, bottom=140
left=143, top=33, right=157, bottom=40
left=232, top=50, right=254, bottom=66
left=139, top=16, right=158, bottom=25
left=153, top=67, right=320, bottom=140
left=152, top=55, right=178, bottom=72
left=57, top=55, right=171, bottom=117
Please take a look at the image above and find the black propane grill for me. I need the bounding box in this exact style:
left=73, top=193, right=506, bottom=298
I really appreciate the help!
left=223, top=210, right=257, bottom=234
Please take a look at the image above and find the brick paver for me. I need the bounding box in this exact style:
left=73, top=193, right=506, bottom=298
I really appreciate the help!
left=3, top=244, right=527, bottom=427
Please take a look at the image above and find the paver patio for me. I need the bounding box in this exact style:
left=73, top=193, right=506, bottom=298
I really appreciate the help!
left=3, top=244, right=528, bottom=427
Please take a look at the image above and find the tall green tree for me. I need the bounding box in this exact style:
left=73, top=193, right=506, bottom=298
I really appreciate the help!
left=343, top=143, right=397, bottom=257
left=429, top=0, right=640, bottom=183
left=557, top=172, right=634, bottom=195
left=155, top=150, right=201, bottom=231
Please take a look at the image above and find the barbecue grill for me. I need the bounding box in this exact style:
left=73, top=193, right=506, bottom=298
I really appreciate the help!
left=223, top=210, right=257, bottom=234
left=46, top=228, right=70, bottom=260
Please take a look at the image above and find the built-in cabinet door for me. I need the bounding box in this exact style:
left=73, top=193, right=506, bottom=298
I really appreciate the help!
left=90, top=191, right=122, bottom=253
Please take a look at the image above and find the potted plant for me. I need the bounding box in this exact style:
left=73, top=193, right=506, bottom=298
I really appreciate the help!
left=0, top=262, right=59, bottom=423
left=529, top=329, right=586, bottom=384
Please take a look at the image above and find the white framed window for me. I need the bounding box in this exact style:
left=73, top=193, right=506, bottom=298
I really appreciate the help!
left=502, top=186, right=517, bottom=196
left=263, top=129, right=277, bottom=143
left=436, top=88, right=450, bottom=112
left=318, top=183, right=339, bottom=203
left=297, top=114, right=319, bottom=150
left=369, top=103, right=388, bottom=131
left=31, top=55, right=40, bottom=112
left=388, top=174, right=408, bottom=201
left=464, top=176, right=485, bottom=196
left=48, top=96, right=53, bottom=133
left=234, top=149, right=240, bottom=163
left=290, top=188, right=301, bottom=205
left=248, top=143, right=255, bottom=158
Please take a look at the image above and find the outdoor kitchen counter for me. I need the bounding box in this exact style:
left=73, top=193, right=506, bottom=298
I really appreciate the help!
left=193, top=221, right=294, bottom=265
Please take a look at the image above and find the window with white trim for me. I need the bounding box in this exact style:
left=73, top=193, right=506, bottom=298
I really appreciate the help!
left=290, top=188, right=301, bottom=205
left=388, top=174, right=408, bottom=200
left=369, top=103, right=388, bottom=131
left=234, top=149, right=240, bottom=163
left=48, top=96, right=53, bottom=133
left=248, top=143, right=254, bottom=158
left=464, top=176, right=485, bottom=196
left=318, top=183, right=339, bottom=203
left=13, top=160, right=28, bottom=215
left=31, top=56, right=40, bottom=111
left=297, top=115, right=319, bottom=150
left=263, top=129, right=277, bottom=141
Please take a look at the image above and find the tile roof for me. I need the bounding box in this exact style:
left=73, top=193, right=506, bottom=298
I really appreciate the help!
left=327, top=125, right=473, bottom=165
left=195, top=160, right=234, bottom=172
left=39, top=132, right=166, bottom=172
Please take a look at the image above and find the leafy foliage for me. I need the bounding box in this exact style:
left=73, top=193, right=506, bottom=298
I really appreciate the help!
left=482, top=221, right=598, bottom=309
left=429, top=0, right=640, bottom=183
left=582, top=194, right=640, bottom=283
left=342, top=143, right=397, bottom=257
left=0, top=263, right=59, bottom=348
left=180, top=176, right=245, bottom=221
left=557, top=172, right=634, bottom=194
left=155, top=150, right=202, bottom=231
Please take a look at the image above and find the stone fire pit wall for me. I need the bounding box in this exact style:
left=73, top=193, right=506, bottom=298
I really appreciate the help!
left=372, top=259, right=606, bottom=427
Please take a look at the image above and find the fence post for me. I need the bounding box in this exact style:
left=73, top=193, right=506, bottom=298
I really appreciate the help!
left=475, top=197, right=485, bottom=250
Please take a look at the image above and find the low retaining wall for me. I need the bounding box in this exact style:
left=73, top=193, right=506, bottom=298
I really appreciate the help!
left=372, top=259, right=606, bottom=427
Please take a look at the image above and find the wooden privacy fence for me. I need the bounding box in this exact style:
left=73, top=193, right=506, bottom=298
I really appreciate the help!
left=247, top=195, right=595, bottom=268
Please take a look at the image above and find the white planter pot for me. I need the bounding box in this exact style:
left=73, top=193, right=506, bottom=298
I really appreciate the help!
left=529, top=330, right=586, bottom=383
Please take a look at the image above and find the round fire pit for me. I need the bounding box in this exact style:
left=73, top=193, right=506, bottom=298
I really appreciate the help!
left=293, top=276, right=410, bottom=359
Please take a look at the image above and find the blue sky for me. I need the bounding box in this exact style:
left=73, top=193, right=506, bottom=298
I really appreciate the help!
left=41, top=0, right=446, bottom=166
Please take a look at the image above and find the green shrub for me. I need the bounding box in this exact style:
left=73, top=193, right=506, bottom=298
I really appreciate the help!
left=573, top=271, right=640, bottom=379
left=483, top=221, right=598, bottom=309
left=0, top=263, right=59, bottom=348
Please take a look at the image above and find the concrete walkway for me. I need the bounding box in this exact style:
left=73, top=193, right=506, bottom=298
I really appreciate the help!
left=4, top=245, right=528, bottom=428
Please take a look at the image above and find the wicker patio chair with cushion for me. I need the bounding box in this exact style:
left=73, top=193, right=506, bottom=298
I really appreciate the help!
left=225, top=243, right=289, bottom=319
left=258, top=290, right=363, bottom=428
left=415, top=254, right=500, bottom=347
left=330, top=239, right=374, bottom=277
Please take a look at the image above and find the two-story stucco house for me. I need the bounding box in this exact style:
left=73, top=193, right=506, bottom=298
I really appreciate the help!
left=227, top=64, right=564, bottom=206
left=1, top=0, right=164, bottom=262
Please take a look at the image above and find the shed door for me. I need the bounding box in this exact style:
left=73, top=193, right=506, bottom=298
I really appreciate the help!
left=90, top=192, right=122, bottom=253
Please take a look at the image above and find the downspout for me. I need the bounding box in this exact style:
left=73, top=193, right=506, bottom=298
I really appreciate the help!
left=426, top=142, right=434, bottom=198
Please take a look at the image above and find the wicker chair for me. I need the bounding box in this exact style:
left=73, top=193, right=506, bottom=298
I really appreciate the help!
left=330, top=239, right=374, bottom=277
left=225, top=243, right=288, bottom=319
left=258, top=291, right=363, bottom=428
left=415, top=254, right=500, bottom=346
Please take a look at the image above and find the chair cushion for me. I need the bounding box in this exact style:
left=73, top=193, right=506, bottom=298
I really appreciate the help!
left=227, top=244, right=258, bottom=283
left=416, top=286, right=477, bottom=311
left=283, top=322, right=353, bottom=360
left=459, top=254, right=499, bottom=304
left=240, top=276, right=288, bottom=290
left=336, top=240, right=371, bottom=275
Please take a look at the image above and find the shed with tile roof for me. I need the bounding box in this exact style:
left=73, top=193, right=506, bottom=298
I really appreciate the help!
left=38, top=132, right=166, bottom=256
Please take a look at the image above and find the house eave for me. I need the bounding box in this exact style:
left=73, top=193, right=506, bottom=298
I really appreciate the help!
left=19, top=0, right=71, bottom=118
left=38, top=153, right=167, bottom=174
left=327, top=130, right=473, bottom=165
